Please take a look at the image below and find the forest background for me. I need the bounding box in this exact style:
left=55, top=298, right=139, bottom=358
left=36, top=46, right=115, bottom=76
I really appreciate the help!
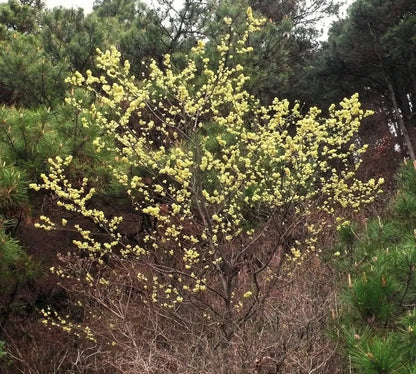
left=1, top=0, right=416, bottom=373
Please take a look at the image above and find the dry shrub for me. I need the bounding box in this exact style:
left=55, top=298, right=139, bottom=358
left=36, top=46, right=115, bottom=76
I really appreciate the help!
left=1, top=198, right=348, bottom=373
left=1, top=247, right=344, bottom=374
left=27, top=251, right=343, bottom=374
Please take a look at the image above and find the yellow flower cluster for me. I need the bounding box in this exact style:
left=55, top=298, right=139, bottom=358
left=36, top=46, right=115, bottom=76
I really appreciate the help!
left=40, top=306, right=96, bottom=342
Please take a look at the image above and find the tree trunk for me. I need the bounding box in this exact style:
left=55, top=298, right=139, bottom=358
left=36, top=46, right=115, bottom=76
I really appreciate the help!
left=386, top=78, right=416, bottom=160
left=366, top=20, right=416, bottom=160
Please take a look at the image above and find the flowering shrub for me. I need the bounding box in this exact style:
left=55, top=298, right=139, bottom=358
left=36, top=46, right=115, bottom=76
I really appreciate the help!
left=32, top=8, right=383, bottom=344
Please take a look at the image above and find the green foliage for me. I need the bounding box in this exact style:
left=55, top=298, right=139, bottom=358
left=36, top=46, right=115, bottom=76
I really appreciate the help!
left=111, top=0, right=209, bottom=77
left=0, top=0, right=43, bottom=37
left=394, top=164, right=416, bottom=227
left=118, top=7, right=170, bottom=75
left=395, top=194, right=416, bottom=224
left=0, top=161, right=37, bottom=333
left=350, top=272, right=397, bottom=323
left=0, top=226, right=38, bottom=332
left=0, top=32, right=67, bottom=107
left=0, top=103, right=116, bottom=192
left=0, top=161, right=28, bottom=213
left=0, top=106, right=60, bottom=178
left=93, top=0, right=139, bottom=23
left=349, top=333, right=403, bottom=374
left=397, top=162, right=416, bottom=195
left=0, top=340, right=7, bottom=361
left=335, top=163, right=416, bottom=372
left=397, top=309, right=416, bottom=362
left=337, top=222, right=358, bottom=249
left=41, top=8, right=109, bottom=74
left=0, top=229, right=27, bottom=275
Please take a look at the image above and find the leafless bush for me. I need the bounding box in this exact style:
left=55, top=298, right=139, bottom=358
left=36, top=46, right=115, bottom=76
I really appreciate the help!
left=44, top=254, right=344, bottom=374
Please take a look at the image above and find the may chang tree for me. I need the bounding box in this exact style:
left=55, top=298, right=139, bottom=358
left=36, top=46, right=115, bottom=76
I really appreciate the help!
left=31, top=8, right=383, bottom=372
